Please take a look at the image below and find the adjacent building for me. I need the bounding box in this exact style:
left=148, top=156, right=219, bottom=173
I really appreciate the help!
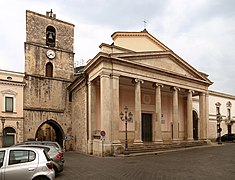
left=0, top=69, right=24, bottom=147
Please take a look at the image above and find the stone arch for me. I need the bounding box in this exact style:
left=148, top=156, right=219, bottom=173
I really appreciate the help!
left=35, top=119, right=64, bottom=147
left=46, top=25, right=56, bottom=47
left=45, top=62, right=53, bottom=77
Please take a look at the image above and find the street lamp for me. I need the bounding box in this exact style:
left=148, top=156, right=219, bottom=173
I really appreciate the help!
left=216, top=113, right=222, bottom=144
left=120, top=106, right=133, bottom=155
left=1, top=118, right=5, bottom=147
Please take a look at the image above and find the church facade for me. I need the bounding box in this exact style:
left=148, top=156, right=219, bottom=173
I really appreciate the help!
left=1, top=10, right=231, bottom=155
left=70, top=30, right=213, bottom=156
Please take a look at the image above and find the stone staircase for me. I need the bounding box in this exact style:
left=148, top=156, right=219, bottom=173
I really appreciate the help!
left=124, top=141, right=209, bottom=155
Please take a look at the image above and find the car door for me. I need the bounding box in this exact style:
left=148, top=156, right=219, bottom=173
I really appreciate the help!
left=4, top=150, right=38, bottom=180
left=0, top=150, right=6, bottom=180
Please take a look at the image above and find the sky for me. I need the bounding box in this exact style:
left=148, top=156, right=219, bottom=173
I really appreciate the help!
left=0, top=0, right=235, bottom=95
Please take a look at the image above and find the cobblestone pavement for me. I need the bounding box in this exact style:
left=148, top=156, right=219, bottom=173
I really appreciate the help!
left=56, top=143, right=235, bottom=180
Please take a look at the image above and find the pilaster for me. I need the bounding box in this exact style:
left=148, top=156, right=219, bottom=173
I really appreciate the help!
left=88, top=81, right=96, bottom=154
left=199, top=93, right=206, bottom=140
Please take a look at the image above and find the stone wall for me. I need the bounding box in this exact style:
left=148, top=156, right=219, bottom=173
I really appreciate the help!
left=71, top=78, right=88, bottom=153
left=26, top=10, right=74, bottom=51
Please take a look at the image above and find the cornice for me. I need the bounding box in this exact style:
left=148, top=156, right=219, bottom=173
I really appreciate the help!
left=24, top=107, right=64, bottom=113
left=111, top=31, right=170, bottom=51
left=0, top=80, right=25, bottom=87
left=209, top=90, right=235, bottom=99
left=24, top=73, right=72, bottom=83
left=24, top=42, right=75, bottom=54
left=26, top=10, right=75, bottom=27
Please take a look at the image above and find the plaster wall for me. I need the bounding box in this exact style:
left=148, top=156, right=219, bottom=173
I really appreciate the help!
left=0, top=70, right=25, bottom=145
left=113, top=36, right=164, bottom=52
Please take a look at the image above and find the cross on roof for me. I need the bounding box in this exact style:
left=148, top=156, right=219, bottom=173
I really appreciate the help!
left=143, top=20, right=147, bottom=29
left=46, top=9, right=53, bottom=17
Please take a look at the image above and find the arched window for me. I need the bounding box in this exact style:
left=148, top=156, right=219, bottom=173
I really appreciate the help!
left=46, top=26, right=56, bottom=47
left=3, top=127, right=16, bottom=147
left=46, top=62, right=53, bottom=77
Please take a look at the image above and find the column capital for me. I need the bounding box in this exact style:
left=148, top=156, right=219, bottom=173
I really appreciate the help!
left=132, top=78, right=144, bottom=84
left=199, top=92, right=206, bottom=96
left=99, top=72, right=111, bottom=78
left=171, top=86, right=180, bottom=91
left=152, top=83, right=164, bottom=88
left=110, top=73, right=120, bottom=79
left=186, top=89, right=195, bottom=94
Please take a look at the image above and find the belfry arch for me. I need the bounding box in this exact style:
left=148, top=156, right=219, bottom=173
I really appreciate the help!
left=35, top=120, right=64, bottom=147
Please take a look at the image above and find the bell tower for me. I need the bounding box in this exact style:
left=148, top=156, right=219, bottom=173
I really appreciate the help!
left=25, top=9, right=74, bottom=80
left=23, top=10, right=75, bottom=146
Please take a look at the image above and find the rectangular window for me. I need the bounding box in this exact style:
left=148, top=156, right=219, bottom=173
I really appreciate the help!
left=5, top=97, right=13, bottom=112
left=9, top=150, right=36, bottom=165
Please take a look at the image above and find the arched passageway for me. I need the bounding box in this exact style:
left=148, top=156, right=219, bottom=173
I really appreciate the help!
left=35, top=120, right=64, bottom=147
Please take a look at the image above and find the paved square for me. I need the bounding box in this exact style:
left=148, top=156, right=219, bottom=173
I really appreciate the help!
left=57, top=143, right=235, bottom=180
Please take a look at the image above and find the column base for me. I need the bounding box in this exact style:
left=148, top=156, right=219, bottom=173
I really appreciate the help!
left=88, top=140, right=93, bottom=154
left=133, top=140, right=143, bottom=145
left=172, top=139, right=180, bottom=143
left=112, top=142, right=122, bottom=156
left=187, top=138, right=194, bottom=142
left=153, top=140, right=163, bottom=144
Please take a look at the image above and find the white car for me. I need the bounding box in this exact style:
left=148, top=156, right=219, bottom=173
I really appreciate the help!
left=0, top=146, right=55, bottom=180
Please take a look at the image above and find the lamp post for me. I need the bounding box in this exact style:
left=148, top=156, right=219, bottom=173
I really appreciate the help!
left=216, top=113, right=222, bottom=144
left=120, top=106, right=133, bottom=155
left=1, top=118, right=5, bottom=147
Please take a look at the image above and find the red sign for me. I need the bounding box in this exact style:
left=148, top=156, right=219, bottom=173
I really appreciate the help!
left=100, top=130, right=106, bottom=137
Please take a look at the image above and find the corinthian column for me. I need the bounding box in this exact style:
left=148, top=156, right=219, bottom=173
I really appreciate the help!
left=187, top=90, right=194, bottom=141
left=133, top=78, right=144, bottom=144
left=153, top=83, right=163, bottom=143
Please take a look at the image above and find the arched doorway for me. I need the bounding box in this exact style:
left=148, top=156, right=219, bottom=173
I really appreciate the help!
left=35, top=120, right=64, bottom=147
left=193, top=110, right=199, bottom=140
left=3, top=127, right=16, bottom=147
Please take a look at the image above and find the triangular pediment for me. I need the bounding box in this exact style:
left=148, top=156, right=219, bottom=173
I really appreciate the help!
left=1, top=89, right=17, bottom=95
left=111, top=30, right=170, bottom=52
left=115, top=51, right=209, bottom=81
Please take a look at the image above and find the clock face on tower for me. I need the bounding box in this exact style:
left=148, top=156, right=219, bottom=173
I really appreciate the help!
left=46, top=49, right=56, bottom=59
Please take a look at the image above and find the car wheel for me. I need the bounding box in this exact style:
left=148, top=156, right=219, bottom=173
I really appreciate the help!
left=53, top=166, right=58, bottom=176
